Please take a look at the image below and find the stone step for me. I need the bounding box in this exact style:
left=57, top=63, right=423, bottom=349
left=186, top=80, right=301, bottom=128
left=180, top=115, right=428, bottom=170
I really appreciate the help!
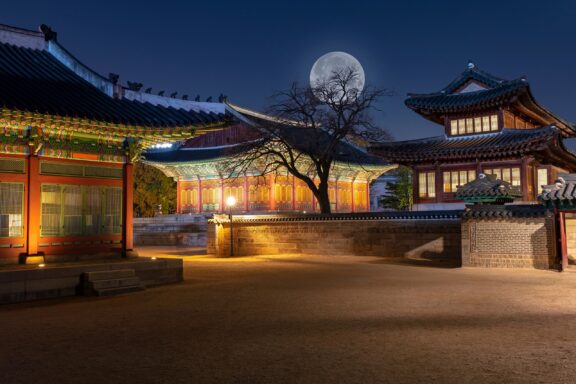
left=95, top=285, right=145, bottom=297
left=82, top=269, right=145, bottom=297
left=89, top=276, right=142, bottom=290
left=84, top=269, right=135, bottom=282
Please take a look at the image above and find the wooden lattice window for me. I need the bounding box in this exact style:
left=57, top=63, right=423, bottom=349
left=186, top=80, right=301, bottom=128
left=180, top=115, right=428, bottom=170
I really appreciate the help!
left=41, top=184, right=122, bottom=237
left=443, top=170, right=476, bottom=193
left=418, top=171, right=436, bottom=198
left=0, top=182, right=24, bottom=237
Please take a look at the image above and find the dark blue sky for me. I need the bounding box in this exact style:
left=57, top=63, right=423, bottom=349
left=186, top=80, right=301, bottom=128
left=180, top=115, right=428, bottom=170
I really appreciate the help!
left=5, top=1, right=576, bottom=142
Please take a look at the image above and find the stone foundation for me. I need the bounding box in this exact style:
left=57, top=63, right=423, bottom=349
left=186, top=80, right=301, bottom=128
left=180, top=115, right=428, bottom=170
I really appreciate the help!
left=133, top=214, right=208, bottom=246
left=0, top=258, right=183, bottom=304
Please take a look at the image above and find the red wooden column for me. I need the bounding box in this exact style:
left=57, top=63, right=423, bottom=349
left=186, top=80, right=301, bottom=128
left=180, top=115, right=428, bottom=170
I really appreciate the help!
left=365, top=180, right=371, bottom=212
left=122, top=162, right=135, bottom=257
left=351, top=179, right=355, bottom=213
left=292, top=175, right=296, bottom=211
left=220, top=177, right=224, bottom=212
left=244, top=175, right=249, bottom=212
left=176, top=178, right=181, bottom=214
left=269, top=174, right=276, bottom=211
left=559, top=211, right=568, bottom=271
left=25, top=154, right=41, bottom=260
left=334, top=179, right=339, bottom=212
left=197, top=178, right=202, bottom=213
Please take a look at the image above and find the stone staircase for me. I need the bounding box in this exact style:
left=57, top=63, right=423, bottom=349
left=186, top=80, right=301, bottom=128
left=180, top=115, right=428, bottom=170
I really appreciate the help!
left=83, top=269, right=145, bottom=296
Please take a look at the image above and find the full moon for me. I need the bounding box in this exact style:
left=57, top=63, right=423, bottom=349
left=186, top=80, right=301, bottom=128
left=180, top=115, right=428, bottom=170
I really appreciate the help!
left=309, top=51, right=365, bottom=96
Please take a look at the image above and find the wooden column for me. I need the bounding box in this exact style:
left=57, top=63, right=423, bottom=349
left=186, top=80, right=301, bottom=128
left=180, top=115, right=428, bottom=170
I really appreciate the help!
left=269, top=174, right=276, bottom=211
left=351, top=179, right=355, bottom=213
left=176, top=179, right=181, bottom=214
left=25, top=154, right=41, bottom=260
left=197, top=178, right=202, bottom=213
left=122, top=162, right=135, bottom=257
left=365, top=181, right=371, bottom=212
left=244, top=175, right=249, bottom=212
left=521, top=157, right=529, bottom=201
left=559, top=211, right=568, bottom=271
left=220, top=177, right=224, bottom=212
left=292, top=175, right=296, bottom=211
left=334, top=179, right=339, bottom=212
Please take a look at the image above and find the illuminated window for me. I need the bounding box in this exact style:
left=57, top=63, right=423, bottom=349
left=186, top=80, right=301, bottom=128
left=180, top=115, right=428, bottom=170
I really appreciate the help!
left=419, top=171, right=436, bottom=198
left=450, top=120, right=458, bottom=135
left=40, top=184, right=122, bottom=236
left=465, top=118, right=473, bottom=134
left=474, top=117, right=482, bottom=133
left=490, top=115, right=498, bottom=131
left=484, top=168, right=521, bottom=187
left=458, top=119, right=466, bottom=135
left=0, top=183, right=24, bottom=238
left=443, top=170, right=476, bottom=193
left=482, top=116, right=490, bottom=132
left=537, top=168, right=548, bottom=192
left=449, top=115, right=499, bottom=136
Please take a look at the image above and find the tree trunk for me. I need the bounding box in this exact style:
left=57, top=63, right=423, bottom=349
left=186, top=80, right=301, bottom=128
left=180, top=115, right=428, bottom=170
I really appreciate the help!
left=316, top=181, right=331, bottom=214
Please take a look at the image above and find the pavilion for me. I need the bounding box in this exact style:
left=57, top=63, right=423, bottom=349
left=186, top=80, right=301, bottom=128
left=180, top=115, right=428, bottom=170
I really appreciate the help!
left=143, top=103, right=394, bottom=214
left=0, top=23, right=232, bottom=264
left=370, top=62, right=576, bottom=210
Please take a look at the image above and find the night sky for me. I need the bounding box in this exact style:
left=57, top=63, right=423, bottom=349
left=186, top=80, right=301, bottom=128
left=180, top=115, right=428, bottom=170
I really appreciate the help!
left=5, top=1, right=576, bottom=143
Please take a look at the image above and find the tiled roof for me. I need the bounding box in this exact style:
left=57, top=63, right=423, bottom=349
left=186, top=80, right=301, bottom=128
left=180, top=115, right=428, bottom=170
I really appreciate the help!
left=369, top=126, right=576, bottom=167
left=539, top=174, right=576, bottom=203
left=462, top=204, right=549, bottom=218
left=404, top=63, right=574, bottom=135
left=406, top=78, right=528, bottom=114
left=437, top=63, right=505, bottom=94
left=209, top=211, right=463, bottom=223
left=456, top=174, right=522, bottom=203
left=0, top=25, right=228, bottom=129
left=144, top=142, right=253, bottom=163
left=146, top=105, right=389, bottom=166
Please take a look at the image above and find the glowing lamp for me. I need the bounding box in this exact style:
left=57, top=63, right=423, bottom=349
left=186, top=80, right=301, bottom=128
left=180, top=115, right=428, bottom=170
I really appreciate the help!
left=226, top=196, right=237, bottom=208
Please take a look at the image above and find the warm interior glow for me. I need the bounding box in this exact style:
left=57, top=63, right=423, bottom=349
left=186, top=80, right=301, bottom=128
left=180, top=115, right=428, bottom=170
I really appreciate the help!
left=226, top=196, right=237, bottom=207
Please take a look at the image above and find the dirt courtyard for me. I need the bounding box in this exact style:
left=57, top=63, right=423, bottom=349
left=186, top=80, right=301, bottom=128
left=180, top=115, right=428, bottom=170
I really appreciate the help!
left=2, top=250, right=576, bottom=384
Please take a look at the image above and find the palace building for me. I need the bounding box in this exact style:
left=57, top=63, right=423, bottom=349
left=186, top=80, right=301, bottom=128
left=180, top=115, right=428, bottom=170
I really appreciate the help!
left=144, top=103, right=393, bottom=214
left=370, top=62, right=576, bottom=210
left=0, top=24, right=232, bottom=264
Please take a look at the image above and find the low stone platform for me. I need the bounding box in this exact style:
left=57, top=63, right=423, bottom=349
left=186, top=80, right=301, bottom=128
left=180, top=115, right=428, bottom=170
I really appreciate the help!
left=0, top=257, right=183, bottom=304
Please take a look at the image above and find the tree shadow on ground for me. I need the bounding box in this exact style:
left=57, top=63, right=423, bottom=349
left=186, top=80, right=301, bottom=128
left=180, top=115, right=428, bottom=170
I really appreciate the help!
left=367, top=251, right=462, bottom=269
left=166, top=248, right=207, bottom=256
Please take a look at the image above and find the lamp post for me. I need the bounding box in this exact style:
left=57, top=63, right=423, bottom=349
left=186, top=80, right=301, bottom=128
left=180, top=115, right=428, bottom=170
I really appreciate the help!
left=226, top=196, right=237, bottom=256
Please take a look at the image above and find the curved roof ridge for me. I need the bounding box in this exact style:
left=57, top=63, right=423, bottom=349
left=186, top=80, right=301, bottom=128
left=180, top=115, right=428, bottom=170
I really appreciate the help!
left=225, top=101, right=309, bottom=127
left=0, top=23, right=47, bottom=50
left=407, top=77, right=527, bottom=99
left=440, top=63, right=508, bottom=94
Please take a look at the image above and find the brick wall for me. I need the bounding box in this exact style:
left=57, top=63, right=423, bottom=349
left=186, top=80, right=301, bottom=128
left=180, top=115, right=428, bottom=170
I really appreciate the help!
left=461, top=213, right=557, bottom=270
left=207, top=214, right=461, bottom=260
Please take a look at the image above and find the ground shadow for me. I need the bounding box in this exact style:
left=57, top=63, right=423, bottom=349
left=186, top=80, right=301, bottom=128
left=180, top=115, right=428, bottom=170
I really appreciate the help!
left=367, top=251, right=462, bottom=269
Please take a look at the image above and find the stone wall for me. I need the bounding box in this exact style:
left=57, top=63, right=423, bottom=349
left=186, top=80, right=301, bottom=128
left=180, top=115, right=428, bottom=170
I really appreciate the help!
left=134, top=214, right=208, bottom=246
left=461, top=206, right=557, bottom=270
left=207, top=212, right=462, bottom=260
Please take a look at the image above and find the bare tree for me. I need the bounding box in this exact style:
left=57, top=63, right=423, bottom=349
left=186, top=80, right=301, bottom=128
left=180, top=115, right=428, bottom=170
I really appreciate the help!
left=226, top=67, right=392, bottom=214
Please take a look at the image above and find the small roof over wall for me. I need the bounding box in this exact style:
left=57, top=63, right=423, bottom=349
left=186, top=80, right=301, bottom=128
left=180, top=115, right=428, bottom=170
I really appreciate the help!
left=539, top=174, right=576, bottom=208
left=456, top=173, right=522, bottom=204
